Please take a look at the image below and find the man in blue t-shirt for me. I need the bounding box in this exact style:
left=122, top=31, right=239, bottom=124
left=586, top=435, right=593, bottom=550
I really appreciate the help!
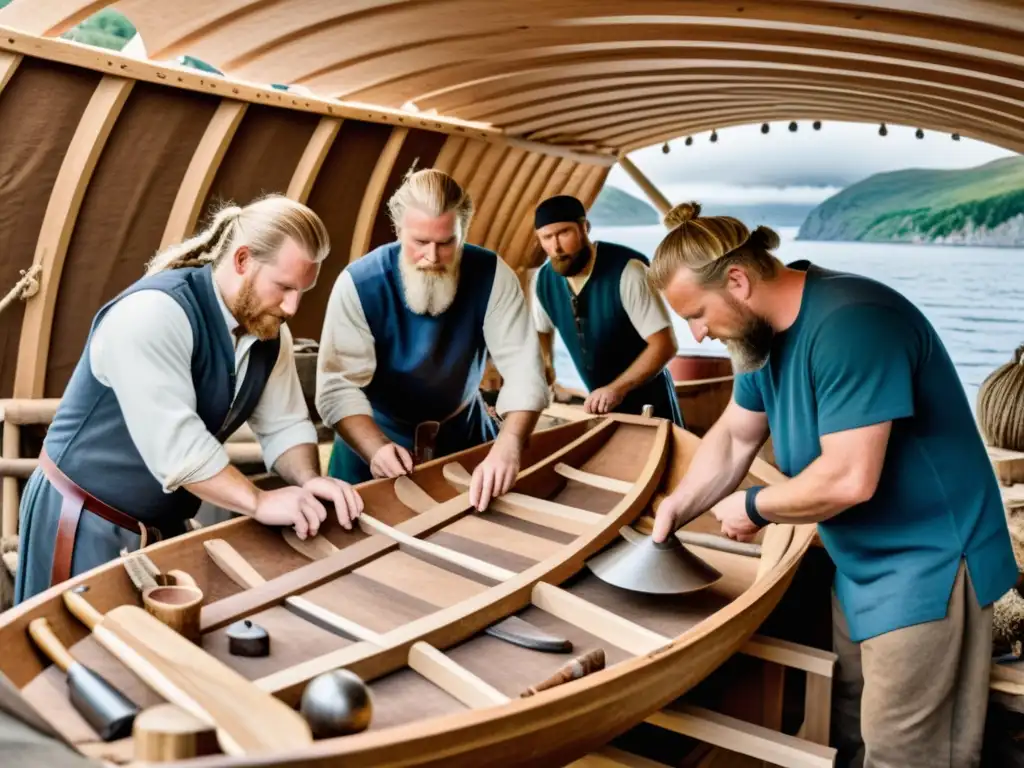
left=528, top=195, right=683, bottom=425
left=645, top=202, right=1017, bottom=768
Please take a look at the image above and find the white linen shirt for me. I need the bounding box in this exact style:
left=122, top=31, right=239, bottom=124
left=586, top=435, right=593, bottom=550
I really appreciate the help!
left=88, top=276, right=318, bottom=493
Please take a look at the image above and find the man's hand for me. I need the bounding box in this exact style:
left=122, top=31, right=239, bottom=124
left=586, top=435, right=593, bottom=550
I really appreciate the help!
left=470, top=438, right=520, bottom=511
left=583, top=385, right=624, bottom=415
left=252, top=486, right=327, bottom=540
left=302, top=476, right=364, bottom=530
left=652, top=492, right=699, bottom=543
left=370, top=442, right=414, bottom=478
left=712, top=490, right=762, bottom=542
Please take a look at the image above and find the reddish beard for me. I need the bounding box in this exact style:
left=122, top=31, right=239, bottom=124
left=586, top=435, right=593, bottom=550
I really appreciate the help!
left=231, top=273, right=285, bottom=340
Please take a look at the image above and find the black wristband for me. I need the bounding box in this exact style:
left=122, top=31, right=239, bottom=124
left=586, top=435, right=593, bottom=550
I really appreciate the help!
left=745, top=485, right=769, bottom=528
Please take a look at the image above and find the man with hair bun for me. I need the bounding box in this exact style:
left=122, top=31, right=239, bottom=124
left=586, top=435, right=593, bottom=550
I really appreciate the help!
left=15, top=194, right=364, bottom=605
left=646, top=201, right=1016, bottom=768
left=316, top=169, right=549, bottom=511
left=529, top=194, right=682, bottom=424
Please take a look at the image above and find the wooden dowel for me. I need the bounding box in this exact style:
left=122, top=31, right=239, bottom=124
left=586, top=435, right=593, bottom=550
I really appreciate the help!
left=0, top=456, right=36, bottom=478
left=633, top=517, right=762, bottom=558
left=0, top=398, right=61, bottom=425
left=2, top=422, right=22, bottom=539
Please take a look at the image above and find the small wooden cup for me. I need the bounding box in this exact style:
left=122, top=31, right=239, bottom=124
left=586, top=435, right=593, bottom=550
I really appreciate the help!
left=142, top=584, right=204, bottom=644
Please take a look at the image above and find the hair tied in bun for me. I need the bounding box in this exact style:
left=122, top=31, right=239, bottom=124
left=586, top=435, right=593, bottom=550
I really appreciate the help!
left=747, top=224, right=781, bottom=252
left=663, top=201, right=702, bottom=229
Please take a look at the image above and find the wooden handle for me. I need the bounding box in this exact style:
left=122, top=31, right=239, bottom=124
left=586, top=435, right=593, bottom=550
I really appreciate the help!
left=62, top=588, right=104, bottom=630
left=167, top=569, right=197, bottom=587
left=520, top=648, right=606, bottom=697
left=27, top=617, right=75, bottom=673
left=202, top=540, right=266, bottom=590
left=633, top=517, right=762, bottom=558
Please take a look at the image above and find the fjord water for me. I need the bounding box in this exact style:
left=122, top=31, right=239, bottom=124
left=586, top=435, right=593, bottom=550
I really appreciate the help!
left=551, top=225, right=1024, bottom=413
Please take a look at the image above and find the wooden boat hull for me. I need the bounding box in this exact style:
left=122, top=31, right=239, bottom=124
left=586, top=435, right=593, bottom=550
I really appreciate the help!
left=0, top=415, right=811, bottom=768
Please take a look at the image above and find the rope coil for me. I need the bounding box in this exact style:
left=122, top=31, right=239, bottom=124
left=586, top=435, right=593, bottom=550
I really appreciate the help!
left=978, top=343, right=1024, bottom=452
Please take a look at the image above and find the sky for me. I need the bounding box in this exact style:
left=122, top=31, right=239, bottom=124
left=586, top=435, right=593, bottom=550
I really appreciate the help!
left=607, top=120, right=1018, bottom=206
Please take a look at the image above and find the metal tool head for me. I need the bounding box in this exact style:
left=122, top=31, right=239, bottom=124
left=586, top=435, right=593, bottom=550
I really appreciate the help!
left=586, top=526, right=723, bottom=595
left=67, top=663, right=139, bottom=741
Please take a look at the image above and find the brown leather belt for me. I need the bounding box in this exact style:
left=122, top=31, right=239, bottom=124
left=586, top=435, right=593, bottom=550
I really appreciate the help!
left=38, top=449, right=161, bottom=587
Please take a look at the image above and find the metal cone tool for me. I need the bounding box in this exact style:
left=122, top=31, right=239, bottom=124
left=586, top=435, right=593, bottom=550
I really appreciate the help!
left=586, top=525, right=723, bottom=595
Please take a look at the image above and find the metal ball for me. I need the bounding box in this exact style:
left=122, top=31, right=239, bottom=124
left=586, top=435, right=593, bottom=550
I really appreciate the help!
left=300, top=670, right=373, bottom=738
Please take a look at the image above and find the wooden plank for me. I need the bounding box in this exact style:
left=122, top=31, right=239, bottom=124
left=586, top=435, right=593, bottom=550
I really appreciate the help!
left=2, top=422, right=19, bottom=539
left=349, top=126, right=408, bottom=263
left=407, top=641, right=510, bottom=709
left=555, top=463, right=632, bottom=494
left=286, top=116, right=342, bottom=203
left=393, top=476, right=438, bottom=514
left=444, top=515, right=564, bottom=561
left=159, top=99, right=247, bottom=249
left=13, top=76, right=134, bottom=398
left=0, top=51, right=20, bottom=96
left=647, top=705, right=835, bottom=768
left=739, top=636, right=836, bottom=678
left=531, top=582, right=668, bottom=655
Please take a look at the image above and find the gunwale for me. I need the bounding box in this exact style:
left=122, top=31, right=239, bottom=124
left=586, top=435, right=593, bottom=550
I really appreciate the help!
left=0, top=413, right=812, bottom=767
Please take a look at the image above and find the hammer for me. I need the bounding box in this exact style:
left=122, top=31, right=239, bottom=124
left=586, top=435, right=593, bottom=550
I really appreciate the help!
left=27, top=616, right=139, bottom=741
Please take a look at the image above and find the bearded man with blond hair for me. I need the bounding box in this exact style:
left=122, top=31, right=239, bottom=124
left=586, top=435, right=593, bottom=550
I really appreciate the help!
left=316, top=169, right=549, bottom=511
left=15, top=194, right=364, bottom=605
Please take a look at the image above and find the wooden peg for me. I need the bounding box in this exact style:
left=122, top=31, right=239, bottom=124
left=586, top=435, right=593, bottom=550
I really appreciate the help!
left=520, top=648, right=606, bottom=697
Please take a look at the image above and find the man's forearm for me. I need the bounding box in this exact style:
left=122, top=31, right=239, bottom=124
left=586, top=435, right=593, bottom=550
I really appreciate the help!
left=334, top=414, right=389, bottom=464
left=496, top=409, right=540, bottom=452
left=609, top=333, right=675, bottom=396
left=665, top=420, right=761, bottom=523
left=271, top=442, right=322, bottom=487
left=184, top=465, right=262, bottom=517
left=754, top=457, right=867, bottom=525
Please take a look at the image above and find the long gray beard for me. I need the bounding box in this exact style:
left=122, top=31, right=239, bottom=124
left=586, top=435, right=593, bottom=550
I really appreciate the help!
left=399, top=257, right=460, bottom=316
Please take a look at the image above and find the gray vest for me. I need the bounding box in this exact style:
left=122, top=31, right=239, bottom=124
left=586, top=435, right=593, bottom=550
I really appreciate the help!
left=43, top=265, right=281, bottom=527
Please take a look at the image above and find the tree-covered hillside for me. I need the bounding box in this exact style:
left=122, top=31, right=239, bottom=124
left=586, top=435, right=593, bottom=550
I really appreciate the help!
left=798, top=156, right=1024, bottom=246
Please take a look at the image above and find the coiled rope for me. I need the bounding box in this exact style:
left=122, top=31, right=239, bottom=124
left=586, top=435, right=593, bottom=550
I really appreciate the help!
left=978, top=343, right=1024, bottom=452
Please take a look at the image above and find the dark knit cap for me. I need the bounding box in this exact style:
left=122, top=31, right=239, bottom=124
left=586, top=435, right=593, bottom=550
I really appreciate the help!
left=534, top=195, right=586, bottom=229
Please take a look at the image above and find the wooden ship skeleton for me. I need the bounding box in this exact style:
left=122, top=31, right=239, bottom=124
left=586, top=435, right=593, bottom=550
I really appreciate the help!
left=0, top=1, right=1023, bottom=766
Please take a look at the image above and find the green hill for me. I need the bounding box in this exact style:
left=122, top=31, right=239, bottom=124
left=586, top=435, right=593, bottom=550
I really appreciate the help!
left=798, top=156, right=1024, bottom=246
left=588, top=185, right=660, bottom=226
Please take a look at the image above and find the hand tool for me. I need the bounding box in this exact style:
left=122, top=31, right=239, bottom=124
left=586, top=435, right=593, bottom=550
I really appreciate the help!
left=26, top=615, right=138, bottom=741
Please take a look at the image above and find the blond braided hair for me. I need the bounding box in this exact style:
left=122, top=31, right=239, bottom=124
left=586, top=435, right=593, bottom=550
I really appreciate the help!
left=145, top=195, right=329, bottom=276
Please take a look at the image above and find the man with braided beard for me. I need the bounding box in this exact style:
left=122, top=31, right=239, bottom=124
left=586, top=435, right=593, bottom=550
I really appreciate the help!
left=14, top=194, right=363, bottom=605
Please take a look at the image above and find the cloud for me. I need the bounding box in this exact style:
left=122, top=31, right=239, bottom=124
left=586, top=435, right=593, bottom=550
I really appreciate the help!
left=609, top=120, right=1016, bottom=204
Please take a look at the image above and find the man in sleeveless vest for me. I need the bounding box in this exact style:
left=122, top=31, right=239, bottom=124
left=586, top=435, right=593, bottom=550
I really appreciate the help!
left=529, top=194, right=683, bottom=426
left=316, top=169, right=550, bottom=511
left=14, top=195, right=364, bottom=606
left=648, top=202, right=1016, bottom=768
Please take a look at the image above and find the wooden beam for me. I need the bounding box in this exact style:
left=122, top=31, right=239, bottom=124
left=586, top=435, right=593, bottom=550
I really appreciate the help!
left=617, top=155, right=671, bottom=217
left=0, top=50, right=20, bottom=96
left=407, top=641, right=510, bottom=708
left=13, top=76, right=135, bottom=398
left=647, top=705, right=836, bottom=768
left=160, top=99, right=247, bottom=248
left=286, top=117, right=342, bottom=204
left=554, top=463, right=632, bottom=494
left=349, top=126, right=408, bottom=263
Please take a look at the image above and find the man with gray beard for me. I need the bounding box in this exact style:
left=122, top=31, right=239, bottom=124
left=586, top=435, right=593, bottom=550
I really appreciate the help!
left=315, top=169, right=550, bottom=511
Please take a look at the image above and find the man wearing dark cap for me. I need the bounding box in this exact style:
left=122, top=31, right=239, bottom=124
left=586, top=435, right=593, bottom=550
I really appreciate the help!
left=529, top=194, right=683, bottom=425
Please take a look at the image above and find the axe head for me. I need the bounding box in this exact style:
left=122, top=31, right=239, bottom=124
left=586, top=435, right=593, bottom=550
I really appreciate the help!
left=67, top=662, right=139, bottom=741
left=586, top=525, right=723, bottom=595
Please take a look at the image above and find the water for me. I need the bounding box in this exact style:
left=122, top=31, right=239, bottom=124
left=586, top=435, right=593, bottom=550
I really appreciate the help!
left=549, top=226, right=1024, bottom=412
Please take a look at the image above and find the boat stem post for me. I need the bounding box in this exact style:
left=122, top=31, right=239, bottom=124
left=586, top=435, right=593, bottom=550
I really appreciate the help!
left=616, top=154, right=672, bottom=218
